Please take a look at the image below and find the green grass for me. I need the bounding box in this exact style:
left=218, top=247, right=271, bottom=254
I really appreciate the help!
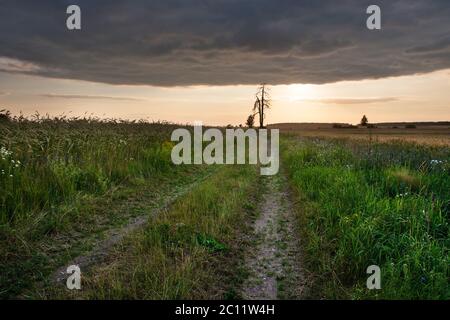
left=2, top=111, right=447, bottom=300
left=0, top=115, right=209, bottom=298
left=45, top=164, right=258, bottom=299
left=281, top=136, right=449, bottom=299
left=0, top=116, right=179, bottom=226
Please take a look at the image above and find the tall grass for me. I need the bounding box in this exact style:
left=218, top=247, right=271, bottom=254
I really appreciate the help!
left=47, top=165, right=258, bottom=299
left=0, top=113, right=177, bottom=228
left=282, top=136, right=449, bottom=299
left=0, top=112, right=191, bottom=297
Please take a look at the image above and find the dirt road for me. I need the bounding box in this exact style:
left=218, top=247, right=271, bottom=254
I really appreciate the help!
left=242, top=173, right=307, bottom=299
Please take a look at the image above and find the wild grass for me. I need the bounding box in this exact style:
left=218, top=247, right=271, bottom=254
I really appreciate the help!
left=3, top=109, right=447, bottom=300
left=0, top=112, right=202, bottom=298
left=0, top=113, right=179, bottom=227
left=47, top=164, right=258, bottom=299
left=282, top=136, right=449, bottom=299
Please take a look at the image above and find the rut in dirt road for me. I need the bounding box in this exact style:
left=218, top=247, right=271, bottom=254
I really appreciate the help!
left=242, top=174, right=307, bottom=299
left=51, top=170, right=215, bottom=285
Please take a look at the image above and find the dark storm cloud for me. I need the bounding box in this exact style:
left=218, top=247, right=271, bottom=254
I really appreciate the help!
left=405, top=37, right=450, bottom=54
left=0, top=0, right=449, bottom=86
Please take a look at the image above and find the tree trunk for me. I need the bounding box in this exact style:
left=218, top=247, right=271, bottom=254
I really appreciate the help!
left=260, top=85, right=265, bottom=128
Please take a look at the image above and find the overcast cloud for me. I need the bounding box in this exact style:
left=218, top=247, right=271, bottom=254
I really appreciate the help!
left=0, top=0, right=449, bottom=86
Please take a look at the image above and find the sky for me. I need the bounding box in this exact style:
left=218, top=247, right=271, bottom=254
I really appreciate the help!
left=0, top=0, right=449, bottom=125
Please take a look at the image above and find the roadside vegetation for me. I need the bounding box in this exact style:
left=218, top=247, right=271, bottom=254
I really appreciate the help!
left=43, top=164, right=258, bottom=299
left=0, top=112, right=178, bottom=224
left=0, top=112, right=210, bottom=298
left=282, top=136, right=449, bottom=299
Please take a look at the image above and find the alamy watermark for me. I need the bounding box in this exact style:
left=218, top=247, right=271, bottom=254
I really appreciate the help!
left=65, top=4, right=381, bottom=31
left=171, top=122, right=279, bottom=176
left=366, top=265, right=381, bottom=290
left=366, top=5, right=381, bottom=30
left=66, top=265, right=81, bottom=290
left=66, top=5, right=81, bottom=30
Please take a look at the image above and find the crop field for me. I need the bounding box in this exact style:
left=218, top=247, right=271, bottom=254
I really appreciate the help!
left=270, top=123, right=450, bottom=146
left=0, top=115, right=448, bottom=299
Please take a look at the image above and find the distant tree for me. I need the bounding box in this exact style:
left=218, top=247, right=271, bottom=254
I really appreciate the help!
left=360, top=115, right=369, bottom=126
left=253, top=84, right=271, bottom=128
left=246, top=114, right=255, bottom=128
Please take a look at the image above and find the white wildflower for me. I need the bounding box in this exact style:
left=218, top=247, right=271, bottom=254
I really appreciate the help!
left=396, top=192, right=409, bottom=198
left=0, top=146, right=13, bottom=160
left=430, top=159, right=444, bottom=166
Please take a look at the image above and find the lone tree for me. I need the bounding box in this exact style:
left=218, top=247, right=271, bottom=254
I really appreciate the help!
left=360, top=115, right=369, bottom=126
left=246, top=114, right=255, bottom=128
left=253, top=84, right=271, bottom=128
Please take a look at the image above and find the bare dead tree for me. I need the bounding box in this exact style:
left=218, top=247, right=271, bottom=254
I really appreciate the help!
left=252, top=97, right=260, bottom=124
left=252, top=84, right=271, bottom=128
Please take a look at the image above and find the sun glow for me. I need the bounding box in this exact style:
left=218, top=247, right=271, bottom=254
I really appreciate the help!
left=278, top=84, right=319, bottom=102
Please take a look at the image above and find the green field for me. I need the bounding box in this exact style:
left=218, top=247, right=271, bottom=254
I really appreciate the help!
left=0, top=115, right=210, bottom=297
left=0, top=115, right=448, bottom=299
left=281, top=136, right=449, bottom=299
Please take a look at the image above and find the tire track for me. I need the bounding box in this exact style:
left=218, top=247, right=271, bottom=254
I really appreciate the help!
left=51, top=169, right=216, bottom=285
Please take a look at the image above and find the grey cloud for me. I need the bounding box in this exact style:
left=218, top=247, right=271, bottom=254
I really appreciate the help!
left=406, top=37, right=450, bottom=54
left=0, top=0, right=449, bottom=86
